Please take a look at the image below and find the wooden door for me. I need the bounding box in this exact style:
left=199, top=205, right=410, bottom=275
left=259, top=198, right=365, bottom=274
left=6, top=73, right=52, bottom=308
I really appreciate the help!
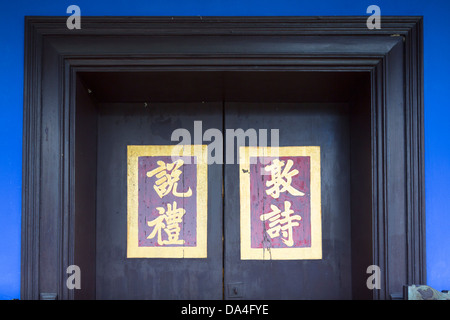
left=223, top=102, right=353, bottom=299
left=96, top=101, right=356, bottom=299
left=95, top=102, right=224, bottom=299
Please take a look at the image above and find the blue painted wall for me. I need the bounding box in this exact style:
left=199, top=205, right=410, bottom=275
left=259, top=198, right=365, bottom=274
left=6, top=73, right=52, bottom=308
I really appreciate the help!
left=1, top=0, right=449, bottom=299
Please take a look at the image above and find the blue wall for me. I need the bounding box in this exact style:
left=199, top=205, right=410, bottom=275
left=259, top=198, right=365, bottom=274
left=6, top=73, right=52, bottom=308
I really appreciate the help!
left=1, top=0, right=449, bottom=299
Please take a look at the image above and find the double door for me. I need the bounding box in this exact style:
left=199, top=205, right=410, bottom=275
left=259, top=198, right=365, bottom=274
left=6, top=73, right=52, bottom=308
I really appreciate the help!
left=95, top=101, right=353, bottom=299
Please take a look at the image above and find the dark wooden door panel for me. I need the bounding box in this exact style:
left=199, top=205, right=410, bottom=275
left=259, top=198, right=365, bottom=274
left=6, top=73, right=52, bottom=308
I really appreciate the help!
left=95, top=101, right=357, bottom=299
left=224, top=102, right=352, bottom=299
left=95, top=102, right=223, bottom=299
left=22, top=17, right=425, bottom=301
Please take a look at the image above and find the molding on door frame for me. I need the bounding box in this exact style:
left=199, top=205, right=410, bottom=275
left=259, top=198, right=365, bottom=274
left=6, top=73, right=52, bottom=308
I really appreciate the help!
left=22, top=16, right=424, bottom=300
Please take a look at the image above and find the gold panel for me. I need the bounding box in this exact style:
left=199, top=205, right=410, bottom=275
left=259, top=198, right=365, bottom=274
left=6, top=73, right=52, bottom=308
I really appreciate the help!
left=127, top=145, right=208, bottom=258
left=240, top=146, right=322, bottom=260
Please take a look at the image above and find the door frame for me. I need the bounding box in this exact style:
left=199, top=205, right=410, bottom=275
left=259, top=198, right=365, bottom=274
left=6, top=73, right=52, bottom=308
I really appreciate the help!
left=22, top=16, right=425, bottom=300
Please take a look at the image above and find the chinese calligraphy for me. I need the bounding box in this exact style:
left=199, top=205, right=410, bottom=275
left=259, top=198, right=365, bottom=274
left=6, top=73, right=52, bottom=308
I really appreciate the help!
left=260, top=200, right=302, bottom=247
left=240, top=146, right=321, bottom=260
left=145, top=159, right=193, bottom=247
left=128, top=145, right=207, bottom=258
left=261, top=158, right=305, bottom=247
left=147, top=159, right=193, bottom=198
left=147, top=201, right=186, bottom=245
left=264, top=159, right=304, bottom=198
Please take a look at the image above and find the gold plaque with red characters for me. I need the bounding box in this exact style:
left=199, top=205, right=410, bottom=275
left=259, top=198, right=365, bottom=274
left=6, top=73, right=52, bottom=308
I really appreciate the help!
left=127, top=145, right=208, bottom=258
left=240, top=146, right=322, bottom=260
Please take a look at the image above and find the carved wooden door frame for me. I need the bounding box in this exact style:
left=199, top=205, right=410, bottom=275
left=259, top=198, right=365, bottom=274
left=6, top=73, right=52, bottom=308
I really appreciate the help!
left=22, top=16, right=424, bottom=300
